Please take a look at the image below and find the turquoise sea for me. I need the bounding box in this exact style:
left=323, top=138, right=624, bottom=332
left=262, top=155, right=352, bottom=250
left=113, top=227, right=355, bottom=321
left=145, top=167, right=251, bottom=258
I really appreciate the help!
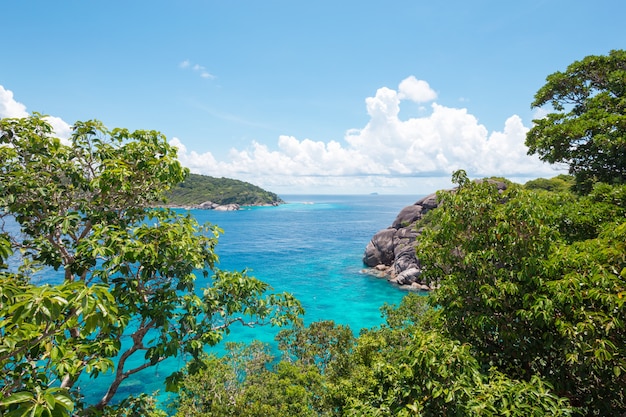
left=57, top=194, right=422, bottom=404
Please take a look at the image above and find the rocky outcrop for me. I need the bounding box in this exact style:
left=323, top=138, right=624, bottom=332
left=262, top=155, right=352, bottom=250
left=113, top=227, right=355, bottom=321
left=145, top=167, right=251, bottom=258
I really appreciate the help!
left=168, top=200, right=283, bottom=211
left=171, top=201, right=242, bottom=211
left=362, top=192, right=439, bottom=291
left=199, top=201, right=241, bottom=211
left=363, top=180, right=507, bottom=290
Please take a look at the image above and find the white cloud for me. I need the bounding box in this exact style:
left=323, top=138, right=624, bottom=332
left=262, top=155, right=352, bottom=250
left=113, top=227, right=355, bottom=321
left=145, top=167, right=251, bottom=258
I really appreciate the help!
left=0, top=85, right=28, bottom=118
left=44, top=115, right=72, bottom=141
left=170, top=137, right=219, bottom=168
left=172, top=76, right=558, bottom=194
left=398, top=76, right=437, bottom=103
left=3, top=79, right=558, bottom=195
left=180, top=60, right=215, bottom=79
left=0, top=85, right=72, bottom=141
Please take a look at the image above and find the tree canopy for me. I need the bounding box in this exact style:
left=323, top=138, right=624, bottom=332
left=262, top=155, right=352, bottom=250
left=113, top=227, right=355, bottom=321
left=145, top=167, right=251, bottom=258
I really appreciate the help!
left=417, top=172, right=626, bottom=415
left=526, top=49, right=626, bottom=192
left=0, top=115, right=303, bottom=416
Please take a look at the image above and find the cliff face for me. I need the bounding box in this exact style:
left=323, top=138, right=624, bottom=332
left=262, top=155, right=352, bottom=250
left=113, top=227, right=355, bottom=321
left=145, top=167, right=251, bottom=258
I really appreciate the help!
left=363, top=180, right=507, bottom=290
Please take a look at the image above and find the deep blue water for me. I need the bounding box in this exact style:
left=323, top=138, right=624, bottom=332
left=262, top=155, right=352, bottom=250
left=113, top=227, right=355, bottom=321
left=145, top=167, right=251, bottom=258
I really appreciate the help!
left=22, top=194, right=423, bottom=404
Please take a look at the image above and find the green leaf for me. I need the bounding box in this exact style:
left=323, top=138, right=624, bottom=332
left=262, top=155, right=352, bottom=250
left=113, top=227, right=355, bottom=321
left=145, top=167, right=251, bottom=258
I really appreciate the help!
left=50, top=390, right=74, bottom=412
left=0, top=391, right=34, bottom=406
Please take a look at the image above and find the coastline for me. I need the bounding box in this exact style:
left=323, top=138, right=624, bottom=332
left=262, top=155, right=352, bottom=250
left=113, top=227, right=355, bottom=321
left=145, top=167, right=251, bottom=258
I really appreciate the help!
left=162, top=200, right=284, bottom=211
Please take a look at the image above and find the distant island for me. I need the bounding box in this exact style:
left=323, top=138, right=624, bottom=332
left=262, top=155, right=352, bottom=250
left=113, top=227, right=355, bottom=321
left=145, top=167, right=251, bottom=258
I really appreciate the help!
left=165, top=173, right=284, bottom=210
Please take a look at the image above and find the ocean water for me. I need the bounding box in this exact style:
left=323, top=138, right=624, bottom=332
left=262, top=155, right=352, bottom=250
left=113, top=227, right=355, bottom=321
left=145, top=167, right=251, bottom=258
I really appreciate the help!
left=201, top=194, right=420, bottom=331
left=18, top=194, right=423, bottom=404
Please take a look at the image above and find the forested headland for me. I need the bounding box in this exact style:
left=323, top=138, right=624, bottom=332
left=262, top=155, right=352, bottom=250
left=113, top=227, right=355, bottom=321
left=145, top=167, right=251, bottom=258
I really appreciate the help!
left=166, top=173, right=284, bottom=207
left=1, top=50, right=625, bottom=417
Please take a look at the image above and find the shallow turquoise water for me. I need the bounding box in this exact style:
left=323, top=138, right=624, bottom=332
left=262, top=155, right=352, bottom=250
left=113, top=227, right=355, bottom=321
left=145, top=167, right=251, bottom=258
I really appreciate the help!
left=54, top=195, right=422, bottom=404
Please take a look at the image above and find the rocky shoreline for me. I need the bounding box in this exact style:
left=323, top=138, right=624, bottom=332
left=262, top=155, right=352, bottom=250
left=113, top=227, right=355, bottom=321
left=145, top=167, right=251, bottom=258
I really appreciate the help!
left=362, top=180, right=507, bottom=291
left=168, top=200, right=283, bottom=211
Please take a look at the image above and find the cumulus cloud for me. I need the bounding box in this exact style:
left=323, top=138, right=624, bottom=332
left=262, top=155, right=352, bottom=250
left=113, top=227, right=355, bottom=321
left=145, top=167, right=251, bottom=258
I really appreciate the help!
left=0, top=85, right=72, bottom=141
left=398, top=76, right=437, bottom=103
left=2, top=79, right=557, bottom=195
left=172, top=76, right=557, bottom=193
left=0, top=85, right=28, bottom=118
left=179, top=59, right=215, bottom=79
left=44, top=115, right=73, bottom=140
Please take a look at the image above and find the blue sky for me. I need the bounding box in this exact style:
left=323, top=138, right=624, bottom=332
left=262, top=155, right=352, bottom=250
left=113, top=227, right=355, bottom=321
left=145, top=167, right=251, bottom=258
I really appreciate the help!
left=2, top=1, right=625, bottom=195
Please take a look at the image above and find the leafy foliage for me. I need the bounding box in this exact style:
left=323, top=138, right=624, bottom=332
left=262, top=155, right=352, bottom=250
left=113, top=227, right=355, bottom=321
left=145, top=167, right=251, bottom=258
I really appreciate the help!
left=526, top=49, right=626, bottom=192
left=97, top=393, right=167, bottom=417
left=418, top=170, right=626, bottom=416
left=0, top=115, right=303, bottom=415
left=524, top=174, right=575, bottom=193
left=276, top=320, right=355, bottom=374
left=171, top=295, right=575, bottom=416
left=172, top=342, right=325, bottom=417
left=166, top=173, right=284, bottom=206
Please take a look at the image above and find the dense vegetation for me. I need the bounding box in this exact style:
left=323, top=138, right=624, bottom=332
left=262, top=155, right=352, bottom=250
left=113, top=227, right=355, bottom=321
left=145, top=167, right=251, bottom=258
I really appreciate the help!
left=168, top=175, right=625, bottom=417
left=166, top=174, right=284, bottom=207
left=1, top=50, right=624, bottom=416
left=523, top=174, right=575, bottom=193
left=0, top=117, right=302, bottom=416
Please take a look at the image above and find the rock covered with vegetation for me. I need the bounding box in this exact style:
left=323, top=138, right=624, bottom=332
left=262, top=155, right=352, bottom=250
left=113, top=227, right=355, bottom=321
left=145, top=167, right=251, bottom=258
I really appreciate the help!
left=363, top=180, right=507, bottom=290
left=166, top=173, right=284, bottom=209
left=362, top=192, right=439, bottom=290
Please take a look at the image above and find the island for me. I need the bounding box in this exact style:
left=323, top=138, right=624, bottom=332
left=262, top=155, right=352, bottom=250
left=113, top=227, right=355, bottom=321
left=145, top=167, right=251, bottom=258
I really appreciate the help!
left=165, top=173, right=284, bottom=210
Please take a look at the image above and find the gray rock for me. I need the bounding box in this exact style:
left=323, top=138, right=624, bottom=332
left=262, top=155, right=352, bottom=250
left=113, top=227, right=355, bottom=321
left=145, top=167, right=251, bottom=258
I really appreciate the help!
left=414, top=193, right=440, bottom=211
left=362, top=199, right=427, bottom=288
left=391, top=204, right=423, bottom=229
left=198, top=201, right=217, bottom=209
left=363, top=228, right=397, bottom=266
left=213, top=203, right=240, bottom=211
left=390, top=267, right=422, bottom=285
left=363, top=181, right=507, bottom=290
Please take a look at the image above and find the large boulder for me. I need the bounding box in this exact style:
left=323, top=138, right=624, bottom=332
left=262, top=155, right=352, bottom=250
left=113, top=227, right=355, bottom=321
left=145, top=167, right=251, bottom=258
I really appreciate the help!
left=362, top=192, right=438, bottom=290
left=195, top=201, right=241, bottom=211
left=363, top=228, right=397, bottom=266
left=391, top=205, right=423, bottom=229
left=213, top=203, right=240, bottom=211
left=363, top=180, right=507, bottom=290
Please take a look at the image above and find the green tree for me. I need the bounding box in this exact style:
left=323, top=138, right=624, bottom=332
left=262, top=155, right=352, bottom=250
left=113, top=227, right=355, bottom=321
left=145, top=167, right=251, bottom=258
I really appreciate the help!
left=526, top=49, right=626, bottom=192
left=321, top=294, right=571, bottom=417
left=0, top=115, right=303, bottom=415
left=276, top=320, right=355, bottom=375
left=337, top=330, right=573, bottom=417
left=171, top=293, right=575, bottom=416
left=524, top=175, right=575, bottom=193
left=417, top=170, right=626, bottom=415
left=173, top=342, right=325, bottom=417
